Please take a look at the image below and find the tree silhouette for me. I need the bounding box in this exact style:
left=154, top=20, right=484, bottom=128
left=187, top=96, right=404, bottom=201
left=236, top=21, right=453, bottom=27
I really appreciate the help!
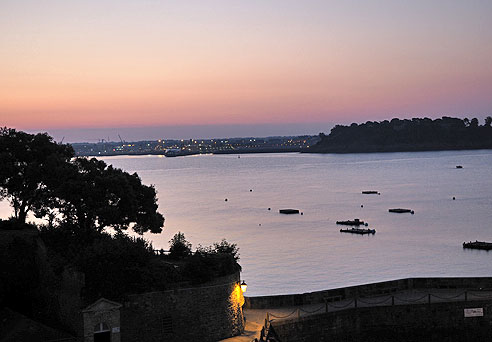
left=309, top=117, right=492, bottom=153
left=53, top=157, right=164, bottom=234
left=169, top=232, right=192, bottom=259
left=0, top=128, right=74, bottom=223
left=0, top=128, right=164, bottom=234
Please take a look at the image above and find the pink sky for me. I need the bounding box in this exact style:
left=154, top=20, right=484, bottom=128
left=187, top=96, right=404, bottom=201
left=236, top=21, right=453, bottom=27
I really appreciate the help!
left=1, top=1, right=492, bottom=137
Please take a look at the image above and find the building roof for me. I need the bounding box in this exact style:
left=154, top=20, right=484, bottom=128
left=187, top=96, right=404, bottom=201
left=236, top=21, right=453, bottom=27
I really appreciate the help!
left=0, top=307, right=74, bottom=342
left=82, top=298, right=122, bottom=313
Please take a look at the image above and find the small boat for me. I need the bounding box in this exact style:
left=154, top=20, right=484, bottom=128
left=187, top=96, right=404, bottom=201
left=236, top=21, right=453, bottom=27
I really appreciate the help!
left=456, top=165, right=463, bottom=169
left=340, top=227, right=376, bottom=235
left=388, top=208, right=414, bottom=214
left=362, top=191, right=379, bottom=194
left=463, top=241, right=492, bottom=251
left=279, top=209, right=300, bottom=214
left=336, top=218, right=366, bottom=226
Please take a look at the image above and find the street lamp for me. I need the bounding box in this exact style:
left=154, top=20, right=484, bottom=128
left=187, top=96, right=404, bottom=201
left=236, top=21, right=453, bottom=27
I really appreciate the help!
left=240, top=281, right=247, bottom=293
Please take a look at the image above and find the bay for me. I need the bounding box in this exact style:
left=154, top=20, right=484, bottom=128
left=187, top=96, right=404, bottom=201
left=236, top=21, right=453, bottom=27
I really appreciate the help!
left=2, top=150, right=492, bottom=296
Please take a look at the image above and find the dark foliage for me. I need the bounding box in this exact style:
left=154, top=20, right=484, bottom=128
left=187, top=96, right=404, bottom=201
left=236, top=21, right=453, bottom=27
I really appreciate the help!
left=309, top=116, right=492, bottom=153
left=0, top=236, right=40, bottom=315
left=184, top=239, right=241, bottom=284
left=0, top=127, right=74, bottom=223
left=212, top=239, right=240, bottom=262
left=0, top=218, right=37, bottom=230
left=182, top=252, right=241, bottom=285
left=39, top=225, right=241, bottom=301
left=39, top=225, right=180, bottom=302
left=168, top=232, right=192, bottom=259
left=0, top=127, right=239, bottom=305
left=0, top=127, right=164, bottom=235
left=51, top=157, right=164, bottom=234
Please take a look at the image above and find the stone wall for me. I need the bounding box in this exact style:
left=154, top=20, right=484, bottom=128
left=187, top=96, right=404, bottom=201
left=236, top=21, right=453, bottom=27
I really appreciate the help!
left=120, top=272, right=244, bottom=342
left=245, top=277, right=492, bottom=309
left=57, top=267, right=85, bottom=336
left=271, top=300, right=492, bottom=342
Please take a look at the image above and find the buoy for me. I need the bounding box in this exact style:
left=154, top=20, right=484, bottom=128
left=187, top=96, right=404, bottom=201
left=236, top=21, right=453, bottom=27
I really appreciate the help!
left=268, top=208, right=271, bottom=210
left=378, top=192, right=381, bottom=195
left=453, top=197, right=456, bottom=200
left=250, top=189, right=253, bottom=192
left=411, top=210, right=415, bottom=214
left=301, top=212, right=304, bottom=215
left=361, top=204, right=364, bottom=208
left=225, top=198, right=228, bottom=202
left=365, top=223, right=368, bottom=226
left=259, top=223, right=261, bottom=226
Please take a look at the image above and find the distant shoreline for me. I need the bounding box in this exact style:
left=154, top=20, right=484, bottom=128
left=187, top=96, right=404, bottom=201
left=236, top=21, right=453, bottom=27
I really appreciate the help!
left=77, top=145, right=492, bottom=158
left=303, top=145, right=492, bottom=154
left=308, top=117, right=492, bottom=154
left=78, top=147, right=304, bottom=157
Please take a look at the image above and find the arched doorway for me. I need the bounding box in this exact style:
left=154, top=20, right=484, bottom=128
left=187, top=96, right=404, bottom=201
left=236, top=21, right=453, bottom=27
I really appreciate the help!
left=94, top=322, right=111, bottom=342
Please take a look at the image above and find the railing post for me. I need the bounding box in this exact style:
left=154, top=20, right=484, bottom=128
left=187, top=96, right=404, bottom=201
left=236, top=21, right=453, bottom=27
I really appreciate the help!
left=392, top=296, right=395, bottom=306
left=297, top=308, right=300, bottom=319
left=465, top=291, right=468, bottom=301
left=355, top=297, right=358, bottom=308
left=428, top=294, right=431, bottom=304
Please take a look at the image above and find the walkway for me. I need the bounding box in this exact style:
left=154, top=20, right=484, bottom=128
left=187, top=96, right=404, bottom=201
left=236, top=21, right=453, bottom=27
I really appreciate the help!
left=220, top=288, right=492, bottom=342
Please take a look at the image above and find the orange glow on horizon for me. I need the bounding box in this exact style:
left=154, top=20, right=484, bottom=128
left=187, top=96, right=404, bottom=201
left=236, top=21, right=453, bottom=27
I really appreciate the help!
left=1, top=1, right=491, bottom=130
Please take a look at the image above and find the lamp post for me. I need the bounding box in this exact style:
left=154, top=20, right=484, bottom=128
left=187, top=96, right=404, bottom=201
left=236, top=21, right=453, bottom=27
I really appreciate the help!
left=240, top=281, right=247, bottom=293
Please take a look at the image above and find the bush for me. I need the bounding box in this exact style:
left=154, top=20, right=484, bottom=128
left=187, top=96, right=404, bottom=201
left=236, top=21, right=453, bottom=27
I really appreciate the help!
left=39, top=226, right=242, bottom=299
left=168, top=232, right=192, bottom=259
left=183, top=238, right=241, bottom=283
left=0, top=236, right=40, bottom=315
left=0, top=218, right=37, bottom=230
left=183, top=252, right=240, bottom=284
left=213, top=239, right=240, bottom=261
left=39, top=225, right=175, bottom=301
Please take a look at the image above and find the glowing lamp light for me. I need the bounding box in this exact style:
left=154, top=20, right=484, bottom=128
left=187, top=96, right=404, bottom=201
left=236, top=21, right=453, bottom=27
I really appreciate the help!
left=240, top=281, right=247, bottom=293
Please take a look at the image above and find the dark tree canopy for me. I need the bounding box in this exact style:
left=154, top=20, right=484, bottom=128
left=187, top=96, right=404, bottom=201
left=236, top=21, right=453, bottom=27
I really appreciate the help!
left=0, top=128, right=164, bottom=234
left=54, top=157, right=164, bottom=234
left=0, top=128, right=74, bottom=223
left=168, top=231, right=192, bottom=259
left=485, top=116, right=492, bottom=127
left=309, top=117, right=492, bottom=153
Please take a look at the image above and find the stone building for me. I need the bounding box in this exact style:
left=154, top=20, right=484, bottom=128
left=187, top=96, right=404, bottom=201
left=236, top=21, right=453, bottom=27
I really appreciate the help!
left=81, top=273, right=245, bottom=342
left=82, top=299, right=122, bottom=342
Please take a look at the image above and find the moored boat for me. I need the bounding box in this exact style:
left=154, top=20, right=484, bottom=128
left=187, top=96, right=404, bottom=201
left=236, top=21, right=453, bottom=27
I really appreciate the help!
left=340, top=227, right=376, bottom=235
left=336, top=218, right=366, bottom=226
left=388, top=208, right=414, bottom=214
left=279, top=209, right=300, bottom=214
left=463, top=241, right=492, bottom=251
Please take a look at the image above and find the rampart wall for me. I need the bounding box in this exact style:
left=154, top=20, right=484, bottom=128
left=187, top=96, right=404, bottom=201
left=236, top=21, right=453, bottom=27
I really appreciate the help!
left=120, top=272, right=244, bottom=342
left=271, top=299, right=492, bottom=342
left=245, top=277, right=492, bottom=309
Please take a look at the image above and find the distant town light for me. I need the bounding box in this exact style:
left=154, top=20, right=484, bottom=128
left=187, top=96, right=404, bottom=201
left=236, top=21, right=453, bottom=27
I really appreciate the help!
left=240, top=281, right=247, bottom=293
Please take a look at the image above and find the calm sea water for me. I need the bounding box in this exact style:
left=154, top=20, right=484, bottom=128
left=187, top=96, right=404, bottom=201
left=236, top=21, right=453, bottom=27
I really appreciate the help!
left=2, top=150, right=492, bottom=296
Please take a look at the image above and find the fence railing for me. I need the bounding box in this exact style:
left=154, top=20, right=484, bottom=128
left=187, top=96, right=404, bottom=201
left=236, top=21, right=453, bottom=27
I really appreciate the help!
left=263, top=290, right=492, bottom=322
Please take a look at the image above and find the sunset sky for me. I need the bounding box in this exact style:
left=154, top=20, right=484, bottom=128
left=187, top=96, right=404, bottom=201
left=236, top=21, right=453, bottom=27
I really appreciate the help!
left=1, top=0, right=492, bottom=141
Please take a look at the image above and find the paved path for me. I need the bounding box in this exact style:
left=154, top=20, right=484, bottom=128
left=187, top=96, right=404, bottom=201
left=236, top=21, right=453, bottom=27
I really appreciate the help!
left=220, top=288, right=492, bottom=342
